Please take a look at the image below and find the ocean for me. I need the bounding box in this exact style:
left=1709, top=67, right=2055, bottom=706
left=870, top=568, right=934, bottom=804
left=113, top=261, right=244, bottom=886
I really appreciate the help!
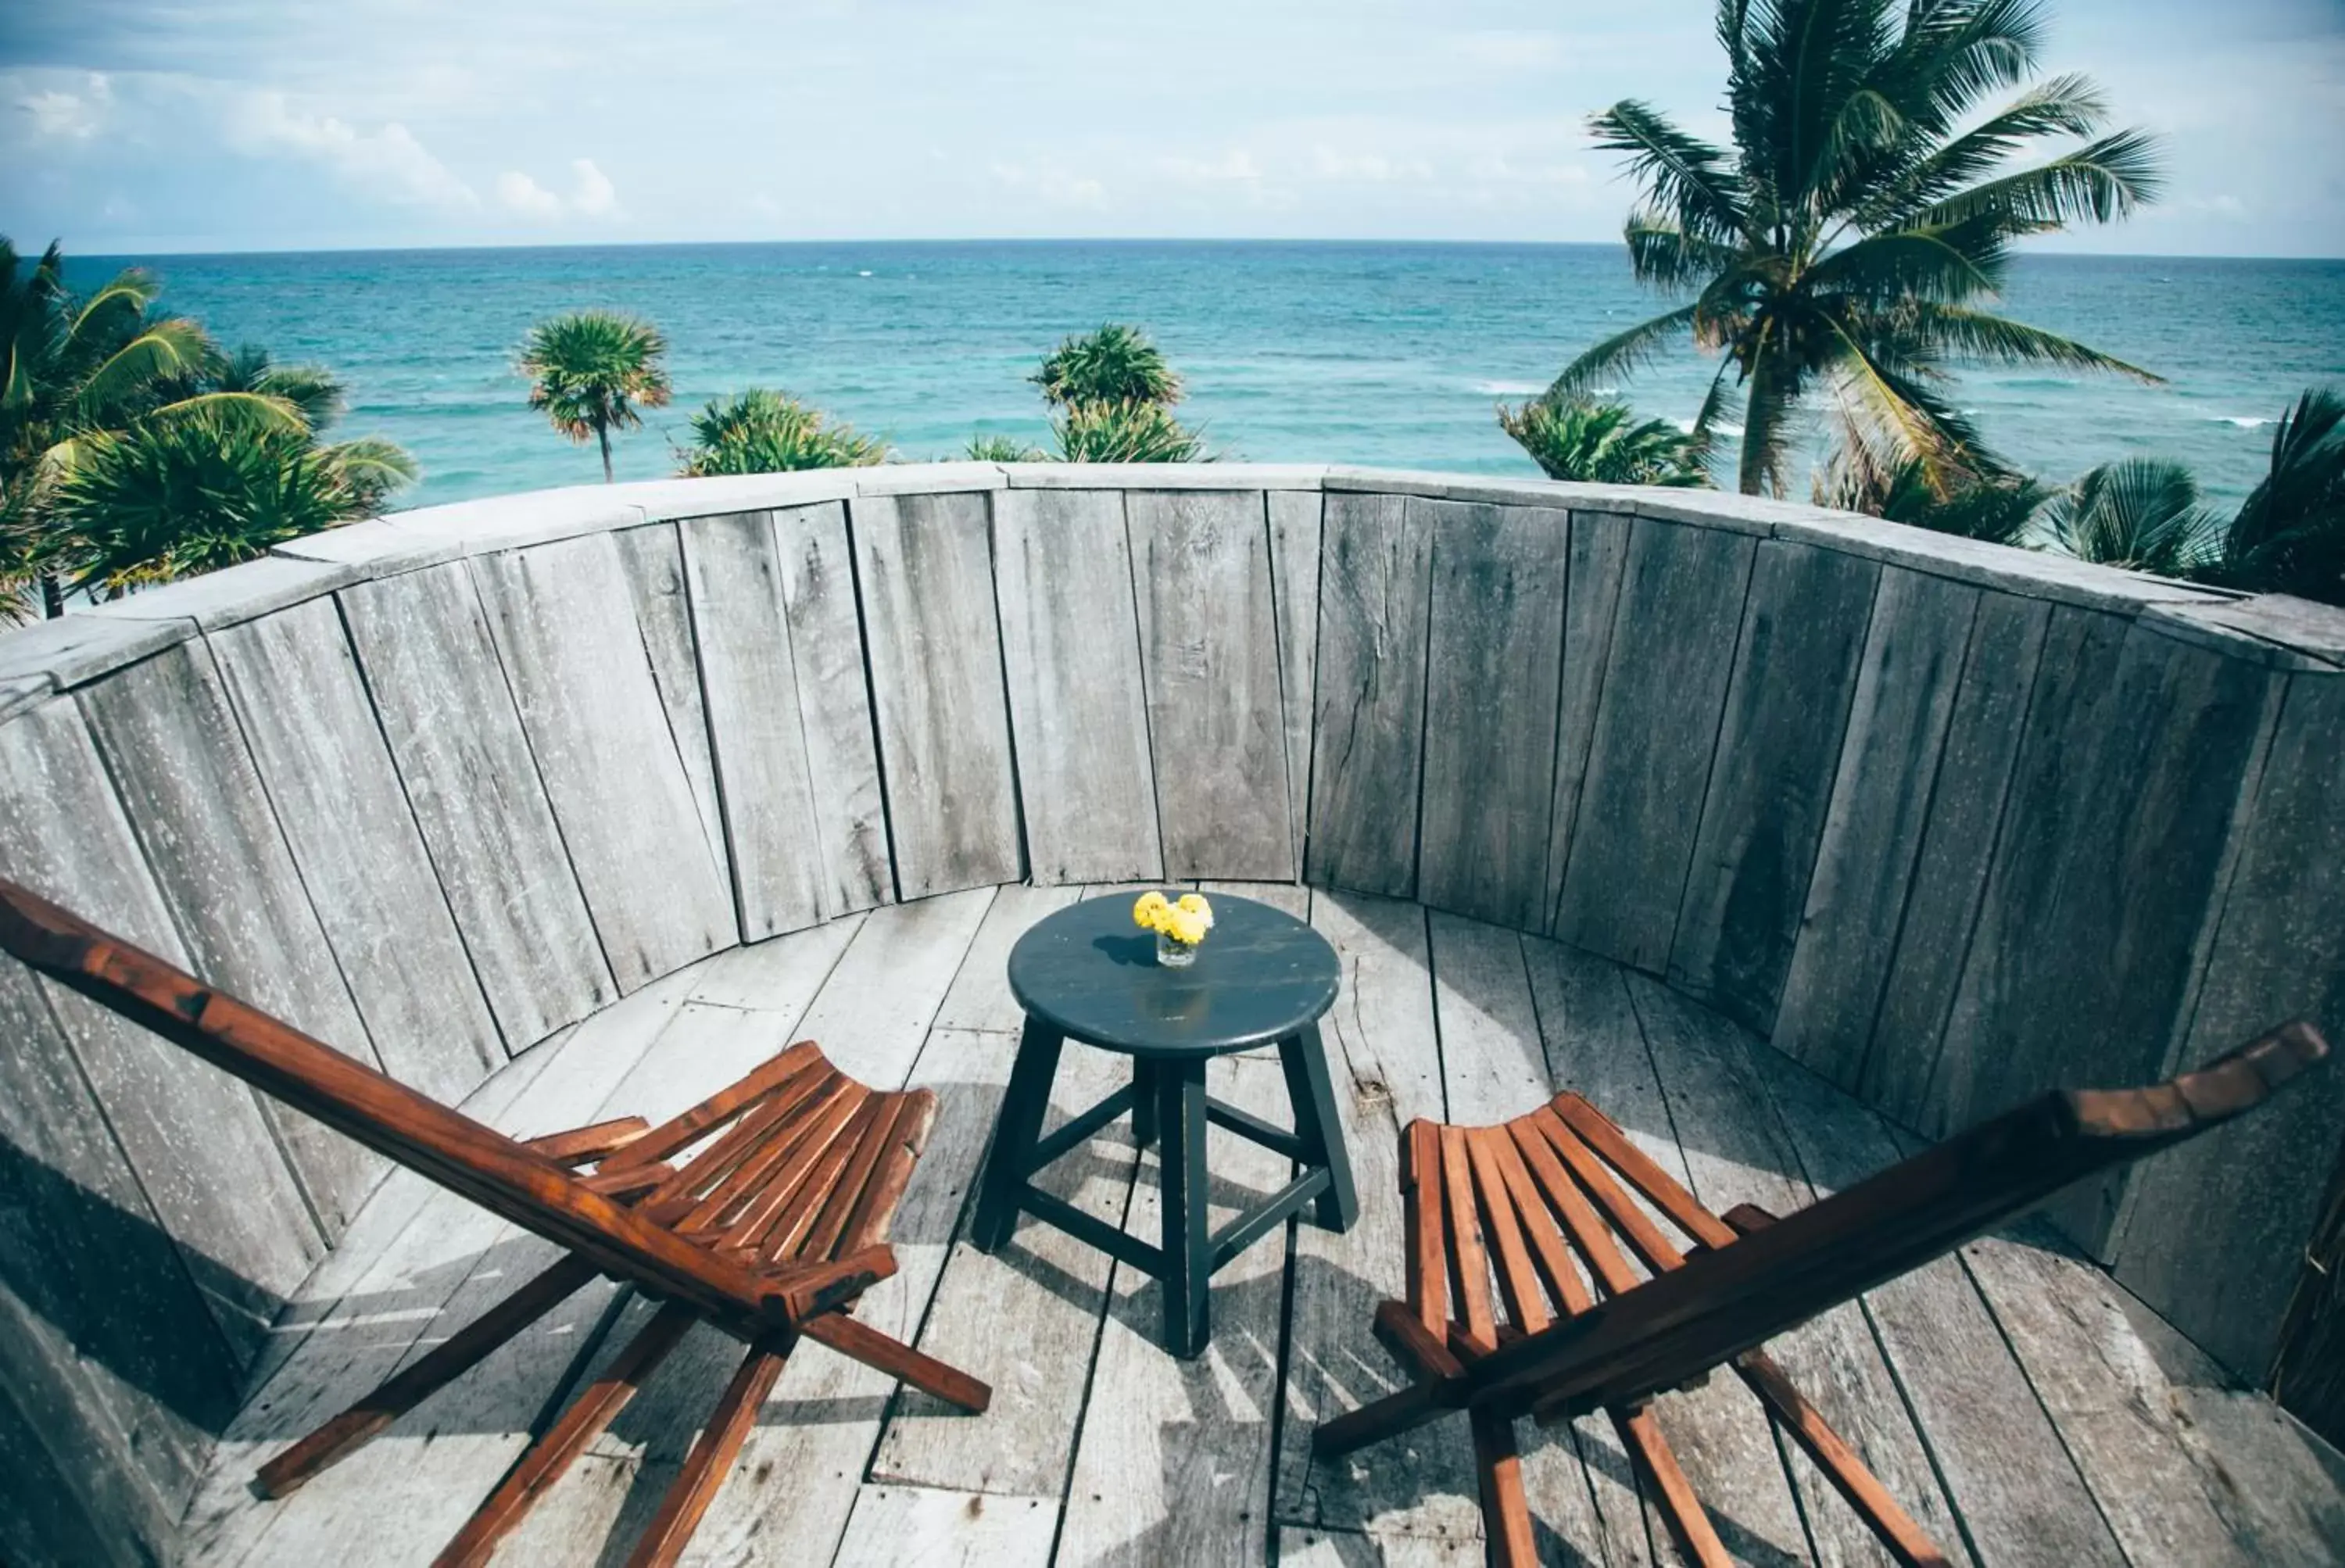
left=73, top=241, right=2345, bottom=510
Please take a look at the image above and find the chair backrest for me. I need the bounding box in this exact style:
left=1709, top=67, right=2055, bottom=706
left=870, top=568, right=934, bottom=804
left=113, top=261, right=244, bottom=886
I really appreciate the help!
left=0, top=876, right=811, bottom=1335
left=1471, top=1020, right=2329, bottom=1423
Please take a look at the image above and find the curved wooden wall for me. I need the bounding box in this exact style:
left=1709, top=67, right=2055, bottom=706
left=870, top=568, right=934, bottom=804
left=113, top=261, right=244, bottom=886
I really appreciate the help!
left=2, top=463, right=2340, bottom=1564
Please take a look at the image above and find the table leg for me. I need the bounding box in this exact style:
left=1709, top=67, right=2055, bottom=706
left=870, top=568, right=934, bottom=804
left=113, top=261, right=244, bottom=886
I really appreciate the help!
left=1158, top=1057, right=1211, bottom=1358
left=971, top=1018, right=1065, bottom=1253
left=1279, top=1022, right=1359, bottom=1232
left=1130, top=1058, right=1159, bottom=1147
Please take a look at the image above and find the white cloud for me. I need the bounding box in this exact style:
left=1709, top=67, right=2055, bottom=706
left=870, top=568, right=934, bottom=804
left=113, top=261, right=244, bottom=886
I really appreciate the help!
left=570, top=158, right=618, bottom=216
left=496, top=159, right=623, bottom=220
left=1160, top=149, right=1264, bottom=184
left=20, top=73, right=112, bottom=139
left=1311, top=146, right=1434, bottom=184
left=990, top=162, right=1108, bottom=209
left=227, top=90, right=478, bottom=209
left=496, top=169, right=563, bottom=218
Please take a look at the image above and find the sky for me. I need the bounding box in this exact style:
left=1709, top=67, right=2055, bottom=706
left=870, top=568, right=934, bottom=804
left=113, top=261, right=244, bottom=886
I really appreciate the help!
left=2, top=0, right=2340, bottom=258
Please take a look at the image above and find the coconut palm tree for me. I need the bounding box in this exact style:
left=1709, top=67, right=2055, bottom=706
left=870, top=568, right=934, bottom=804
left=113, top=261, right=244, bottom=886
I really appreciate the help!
left=2037, top=457, right=2218, bottom=575
left=1549, top=0, right=2164, bottom=496
left=0, top=238, right=312, bottom=618
left=1052, top=400, right=1210, bottom=463
left=1815, top=443, right=2050, bottom=544
left=1498, top=398, right=1710, bottom=485
left=675, top=389, right=887, bottom=475
left=516, top=310, right=671, bottom=481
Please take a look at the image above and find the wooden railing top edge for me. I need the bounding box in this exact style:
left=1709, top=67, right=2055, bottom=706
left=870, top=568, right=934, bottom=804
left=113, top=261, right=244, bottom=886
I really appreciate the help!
left=4, top=464, right=2339, bottom=706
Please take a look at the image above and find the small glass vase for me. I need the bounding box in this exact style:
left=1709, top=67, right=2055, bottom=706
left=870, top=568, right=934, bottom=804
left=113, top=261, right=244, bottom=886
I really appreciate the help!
left=1155, top=930, right=1198, bottom=968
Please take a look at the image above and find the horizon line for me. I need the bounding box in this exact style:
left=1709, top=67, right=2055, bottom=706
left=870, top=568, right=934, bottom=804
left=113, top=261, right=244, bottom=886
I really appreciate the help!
left=68, top=235, right=2345, bottom=267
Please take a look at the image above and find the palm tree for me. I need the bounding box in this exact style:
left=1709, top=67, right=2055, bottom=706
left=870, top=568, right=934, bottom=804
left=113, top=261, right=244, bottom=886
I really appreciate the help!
left=1549, top=0, right=2164, bottom=496
left=516, top=311, right=671, bottom=482
left=1033, top=324, right=1183, bottom=410
left=1816, top=444, right=2050, bottom=544
left=1498, top=398, right=1710, bottom=485
left=2211, top=387, right=2345, bottom=602
left=965, top=434, right=1047, bottom=462
left=0, top=237, right=309, bottom=618
left=1052, top=401, right=1210, bottom=463
left=675, top=389, right=888, bottom=475
left=2038, top=457, right=2217, bottom=575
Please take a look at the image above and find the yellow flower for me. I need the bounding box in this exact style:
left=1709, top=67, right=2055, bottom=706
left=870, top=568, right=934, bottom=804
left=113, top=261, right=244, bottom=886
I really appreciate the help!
left=1176, top=893, right=1214, bottom=929
left=1167, top=907, right=1209, bottom=945
left=1133, top=890, right=1171, bottom=932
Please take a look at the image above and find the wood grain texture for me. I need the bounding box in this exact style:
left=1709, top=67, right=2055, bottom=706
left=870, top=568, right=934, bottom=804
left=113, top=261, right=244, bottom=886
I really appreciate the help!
left=210, top=596, right=505, bottom=1094
left=990, top=488, right=1162, bottom=884
left=678, top=509, right=826, bottom=938
left=2111, top=669, right=2345, bottom=1380
left=1541, top=510, right=1633, bottom=938
left=775, top=501, right=893, bottom=915
left=1415, top=502, right=1567, bottom=931
left=1931, top=614, right=2281, bottom=1251
left=471, top=532, right=738, bottom=986
left=1126, top=489, right=1295, bottom=879
left=75, top=640, right=386, bottom=1237
left=830, top=1484, right=1058, bottom=1566
left=850, top=490, right=1023, bottom=897
left=610, top=522, right=731, bottom=892
left=1307, top=492, right=1432, bottom=898
left=932, top=882, right=1082, bottom=1036
left=1771, top=569, right=1978, bottom=1090
left=1861, top=591, right=2050, bottom=1124
left=1552, top=516, right=1758, bottom=971
left=0, top=698, right=322, bottom=1364
left=338, top=560, right=614, bottom=1047
left=1669, top=539, right=1880, bottom=1033
left=1269, top=489, right=1324, bottom=879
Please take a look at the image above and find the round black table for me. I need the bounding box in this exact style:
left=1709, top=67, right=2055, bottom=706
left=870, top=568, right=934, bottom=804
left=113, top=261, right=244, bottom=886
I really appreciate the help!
left=969, top=893, right=1359, bottom=1357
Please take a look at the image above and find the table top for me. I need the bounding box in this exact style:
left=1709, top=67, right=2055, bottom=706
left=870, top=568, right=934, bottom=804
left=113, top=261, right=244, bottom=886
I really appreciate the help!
left=1006, top=892, right=1341, bottom=1058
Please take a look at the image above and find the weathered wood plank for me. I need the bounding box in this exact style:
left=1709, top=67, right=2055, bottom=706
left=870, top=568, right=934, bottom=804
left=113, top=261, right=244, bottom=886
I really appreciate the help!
left=1602, top=976, right=1817, bottom=1568
left=1416, top=503, right=1568, bottom=931
left=0, top=697, right=324, bottom=1364
left=680, top=912, right=864, bottom=1015
left=851, top=490, right=1023, bottom=897
left=991, top=488, right=1162, bottom=884
left=1932, top=615, right=2282, bottom=1251
left=210, top=596, right=506, bottom=1094
left=1860, top=590, right=2049, bottom=1124
left=1765, top=1081, right=2124, bottom=1566
left=933, top=882, right=1083, bottom=1035
left=775, top=500, right=893, bottom=915
left=338, top=561, right=614, bottom=1046
left=1542, top=509, right=1634, bottom=939
left=2110, top=668, right=2345, bottom=1380
left=1669, top=540, right=1880, bottom=1033
left=1771, top=570, right=1978, bottom=1090
left=1054, top=1048, right=1292, bottom=1565
left=1425, top=913, right=1624, bottom=1562
left=0, top=1366, right=151, bottom=1568
left=1308, top=492, right=1433, bottom=898
left=1967, top=1223, right=2345, bottom=1567
left=830, top=1484, right=1058, bottom=1566
left=611, top=521, right=732, bottom=893
left=1276, top=893, right=1484, bottom=1544
left=787, top=887, right=997, bottom=1090
left=1127, top=489, right=1295, bottom=879
left=76, top=639, right=387, bottom=1234
left=679, top=509, right=827, bottom=938
left=471, top=532, right=739, bottom=984
left=1553, top=517, right=1758, bottom=972
left=1279, top=1523, right=1486, bottom=1564
left=1269, top=489, right=1324, bottom=879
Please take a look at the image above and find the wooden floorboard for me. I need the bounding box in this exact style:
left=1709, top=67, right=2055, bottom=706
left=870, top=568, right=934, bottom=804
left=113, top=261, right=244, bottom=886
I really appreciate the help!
left=181, top=885, right=2345, bottom=1567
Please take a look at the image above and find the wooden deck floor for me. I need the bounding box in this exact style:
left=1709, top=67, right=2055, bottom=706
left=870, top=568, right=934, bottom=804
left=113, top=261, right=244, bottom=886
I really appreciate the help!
left=177, top=885, right=2345, bottom=1566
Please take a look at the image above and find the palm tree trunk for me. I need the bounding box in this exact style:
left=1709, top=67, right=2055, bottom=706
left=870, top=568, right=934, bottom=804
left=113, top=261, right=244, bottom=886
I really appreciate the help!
left=40, top=574, right=63, bottom=620
left=596, top=421, right=614, bottom=483
left=1738, top=338, right=1789, bottom=496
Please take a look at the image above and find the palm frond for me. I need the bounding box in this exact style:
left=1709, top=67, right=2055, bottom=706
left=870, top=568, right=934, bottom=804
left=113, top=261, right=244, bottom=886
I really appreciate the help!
left=1543, top=303, right=1702, bottom=403
left=1032, top=324, right=1183, bottom=410
left=78, top=319, right=217, bottom=417
left=1821, top=313, right=1987, bottom=494
left=2216, top=385, right=2345, bottom=601
left=1624, top=212, right=1745, bottom=292
left=1498, top=398, right=1710, bottom=486
left=1905, top=303, right=2163, bottom=381
left=1589, top=101, right=1748, bottom=245
left=1922, top=127, right=2164, bottom=231
left=2040, top=457, right=2221, bottom=574
left=1892, top=0, right=2050, bottom=127
left=1856, top=73, right=2107, bottom=224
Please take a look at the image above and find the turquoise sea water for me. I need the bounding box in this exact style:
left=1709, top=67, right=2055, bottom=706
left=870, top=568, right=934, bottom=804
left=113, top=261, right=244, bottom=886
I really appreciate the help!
left=77, top=242, right=2345, bottom=509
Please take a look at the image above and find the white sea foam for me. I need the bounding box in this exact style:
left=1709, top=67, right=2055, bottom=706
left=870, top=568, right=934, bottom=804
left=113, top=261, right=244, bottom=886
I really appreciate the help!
left=2214, top=415, right=2273, bottom=428
left=1473, top=379, right=1547, bottom=396
left=1677, top=419, right=1745, bottom=436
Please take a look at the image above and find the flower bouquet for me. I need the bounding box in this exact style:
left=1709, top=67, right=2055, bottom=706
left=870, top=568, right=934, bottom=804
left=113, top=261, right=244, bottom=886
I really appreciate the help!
left=1133, top=890, right=1214, bottom=968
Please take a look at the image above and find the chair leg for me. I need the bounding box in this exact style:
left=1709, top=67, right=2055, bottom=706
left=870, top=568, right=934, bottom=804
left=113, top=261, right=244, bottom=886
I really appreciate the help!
left=433, top=1301, right=698, bottom=1568
left=799, top=1312, right=991, bottom=1412
left=1613, top=1406, right=1731, bottom=1568
left=1736, top=1352, right=1951, bottom=1567
left=1158, top=1056, right=1212, bottom=1358
left=621, top=1336, right=793, bottom=1568
left=256, top=1253, right=600, bottom=1498
left=1470, top=1405, right=1538, bottom=1568
left=1279, top=1023, right=1359, bottom=1231
left=970, top=1018, right=1065, bottom=1253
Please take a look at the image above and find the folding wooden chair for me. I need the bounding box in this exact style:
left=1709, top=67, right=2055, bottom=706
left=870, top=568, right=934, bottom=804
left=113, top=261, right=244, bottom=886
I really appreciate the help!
left=0, top=878, right=991, bottom=1568
left=1312, top=1021, right=2330, bottom=1567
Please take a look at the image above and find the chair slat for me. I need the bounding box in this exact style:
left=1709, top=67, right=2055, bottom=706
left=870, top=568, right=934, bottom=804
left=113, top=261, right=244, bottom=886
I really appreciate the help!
left=1481, top=1123, right=1593, bottom=1317
left=1554, top=1093, right=1736, bottom=1250
left=1402, top=1119, right=1448, bottom=1338
left=663, top=1068, right=846, bottom=1229
left=717, top=1080, right=872, bottom=1255
left=1440, top=1124, right=1498, bottom=1355
left=603, top=1040, right=822, bottom=1172
left=1527, top=1108, right=1682, bottom=1280
left=1466, top=1127, right=1555, bottom=1335
left=804, top=1094, right=923, bottom=1262
left=835, top=1090, right=939, bottom=1254
left=760, top=1094, right=888, bottom=1263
